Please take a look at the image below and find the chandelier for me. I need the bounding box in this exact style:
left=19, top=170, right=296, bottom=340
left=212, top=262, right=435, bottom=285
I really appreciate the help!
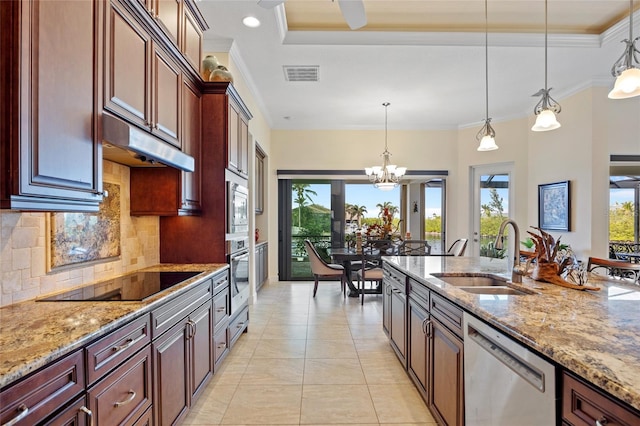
left=476, top=0, right=498, bottom=151
left=365, top=102, right=407, bottom=191
left=609, top=0, right=640, bottom=99
left=531, top=0, right=561, bottom=131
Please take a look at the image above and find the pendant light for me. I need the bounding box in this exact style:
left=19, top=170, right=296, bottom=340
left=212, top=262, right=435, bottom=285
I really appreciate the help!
left=531, top=0, right=561, bottom=132
left=609, top=0, right=640, bottom=99
left=365, top=102, right=407, bottom=191
left=476, top=0, right=498, bottom=151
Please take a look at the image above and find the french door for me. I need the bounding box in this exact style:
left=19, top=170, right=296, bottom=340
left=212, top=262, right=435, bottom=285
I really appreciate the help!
left=470, top=163, right=514, bottom=258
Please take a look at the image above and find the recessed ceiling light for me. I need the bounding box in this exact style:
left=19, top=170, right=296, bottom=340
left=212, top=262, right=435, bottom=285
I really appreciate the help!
left=242, top=16, right=261, bottom=28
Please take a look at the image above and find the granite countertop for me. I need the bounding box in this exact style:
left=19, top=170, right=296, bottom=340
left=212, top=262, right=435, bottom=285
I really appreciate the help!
left=383, top=255, right=640, bottom=412
left=0, top=263, right=228, bottom=389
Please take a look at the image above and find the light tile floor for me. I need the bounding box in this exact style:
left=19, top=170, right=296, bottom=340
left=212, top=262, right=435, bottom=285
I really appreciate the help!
left=183, top=280, right=437, bottom=425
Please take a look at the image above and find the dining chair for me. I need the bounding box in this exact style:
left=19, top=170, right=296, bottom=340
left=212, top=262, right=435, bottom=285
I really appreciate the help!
left=356, top=239, right=392, bottom=305
left=304, top=240, right=347, bottom=297
left=587, top=256, right=640, bottom=283
left=446, top=238, right=468, bottom=256
left=398, top=240, right=431, bottom=256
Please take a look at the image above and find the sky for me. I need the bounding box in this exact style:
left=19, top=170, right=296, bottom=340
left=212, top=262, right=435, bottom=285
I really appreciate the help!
left=299, top=180, right=631, bottom=221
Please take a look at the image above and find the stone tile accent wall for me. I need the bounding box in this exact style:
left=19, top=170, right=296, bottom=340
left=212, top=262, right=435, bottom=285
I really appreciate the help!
left=0, top=161, right=159, bottom=307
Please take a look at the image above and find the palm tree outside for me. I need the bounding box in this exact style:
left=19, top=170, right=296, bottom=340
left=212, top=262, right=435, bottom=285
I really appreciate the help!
left=293, top=182, right=318, bottom=229
left=346, top=204, right=368, bottom=228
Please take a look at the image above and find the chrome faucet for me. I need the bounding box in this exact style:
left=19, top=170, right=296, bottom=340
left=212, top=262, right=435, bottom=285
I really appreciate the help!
left=494, top=219, right=527, bottom=283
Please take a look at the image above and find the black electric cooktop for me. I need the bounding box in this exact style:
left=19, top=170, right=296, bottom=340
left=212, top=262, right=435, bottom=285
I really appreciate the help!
left=38, top=271, right=202, bottom=302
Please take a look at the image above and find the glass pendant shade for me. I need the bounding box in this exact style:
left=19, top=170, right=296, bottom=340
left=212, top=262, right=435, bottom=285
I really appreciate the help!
left=609, top=0, right=640, bottom=99
left=608, top=67, right=640, bottom=99
left=476, top=0, right=498, bottom=152
left=531, top=0, right=561, bottom=132
left=477, top=135, right=499, bottom=151
left=532, top=109, right=561, bottom=131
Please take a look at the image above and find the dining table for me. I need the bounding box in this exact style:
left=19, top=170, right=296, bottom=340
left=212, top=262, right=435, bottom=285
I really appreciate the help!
left=329, top=247, right=454, bottom=297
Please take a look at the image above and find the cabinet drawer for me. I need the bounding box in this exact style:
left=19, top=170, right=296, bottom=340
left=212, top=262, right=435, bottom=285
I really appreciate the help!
left=562, top=372, right=640, bottom=426
left=88, top=345, right=153, bottom=426
left=151, top=278, right=212, bottom=338
left=0, top=350, right=84, bottom=426
left=132, top=406, right=153, bottom=426
left=86, top=315, right=151, bottom=385
left=229, top=305, right=249, bottom=348
left=213, top=327, right=229, bottom=367
left=213, top=287, right=229, bottom=331
left=212, top=270, right=229, bottom=293
left=42, top=395, right=89, bottom=426
left=408, top=277, right=429, bottom=306
left=430, top=293, right=463, bottom=338
left=383, top=264, right=407, bottom=291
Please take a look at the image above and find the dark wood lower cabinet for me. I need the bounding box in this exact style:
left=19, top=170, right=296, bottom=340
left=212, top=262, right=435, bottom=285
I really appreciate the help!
left=42, top=396, right=90, bottom=426
left=429, top=318, right=464, bottom=426
left=390, top=286, right=407, bottom=366
left=408, top=299, right=429, bottom=401
left=0, top=350, right=85, bottom=426
left=88, top=345, right=152, bottom=426
left=562, top=371, right=640, bottom=426
left=153, top=300, right=213, bottom=425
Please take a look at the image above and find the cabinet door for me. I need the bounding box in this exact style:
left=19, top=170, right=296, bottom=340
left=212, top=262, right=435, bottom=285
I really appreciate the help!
left=238, top=118, right=249, bottom=176
left=153, top=318, right=189, bottom=426
left=182, top=3, right=202, bottom=71
left=189, top=301, right=213, bottom=401
left=2, top=0, right=103, bottom=211
left=429, top=319, right=464, bottom=426
left=227, top=100, right=240, bottom=172
left=152, top=44, right=181, bottom=147
left=105, top=0, right=151, bottom=130
left=390, top=287, right=407, bottom=366
left=180, top=77, right=202, bottom=213
left=382, top=281, right=391, bottom=336
left=408, top=299, right=429, bottom=401
left=153, top=0, right=180, bottom=45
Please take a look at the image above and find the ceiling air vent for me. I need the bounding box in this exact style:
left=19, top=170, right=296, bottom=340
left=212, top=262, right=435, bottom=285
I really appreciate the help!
left=283, top=65, right=319, bottom=82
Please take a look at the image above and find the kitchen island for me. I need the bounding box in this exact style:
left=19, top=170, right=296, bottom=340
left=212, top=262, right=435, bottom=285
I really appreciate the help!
left=382, top=255, right=640, bottom=416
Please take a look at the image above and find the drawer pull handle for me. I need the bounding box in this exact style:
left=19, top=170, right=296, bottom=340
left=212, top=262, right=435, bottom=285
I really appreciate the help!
left=237, top=322, right=244, bottom=328
left=112, top=338, right=135, bottom=352
left=216, top=307, right=226, bottom=313
left=596, top=417, right=608, bottom=426
left=217, top=342, right=227, bottom=349
left=2, top=404, right=29, bottom=426
left=79, top=406, right=93, bottom=426
left=114, top=390, right=137, bottom=407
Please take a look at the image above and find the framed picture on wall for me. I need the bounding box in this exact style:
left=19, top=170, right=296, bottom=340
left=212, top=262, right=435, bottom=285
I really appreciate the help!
left=538, top=180, right=571, bottom=232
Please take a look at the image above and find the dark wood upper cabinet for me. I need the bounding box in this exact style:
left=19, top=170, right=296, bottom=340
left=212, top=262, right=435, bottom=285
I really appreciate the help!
left=129, top=75, right=201, bottom=216
left=105, top=0, right=181, bottom=148
left=182, top=3, right=203, bottom=72
left=0, top=0, right=104, bottom=211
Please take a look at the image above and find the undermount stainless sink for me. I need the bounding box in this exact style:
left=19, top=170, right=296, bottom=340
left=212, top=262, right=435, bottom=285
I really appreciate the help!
left=431, top=273, right=508, bottom=287
left=431, top=273, right=534, bottom=296
left=456, top=286, right=531, bottom=296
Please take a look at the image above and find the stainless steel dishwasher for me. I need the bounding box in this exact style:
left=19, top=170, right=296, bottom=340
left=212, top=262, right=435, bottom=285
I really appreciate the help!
left=464, top=313, right=556, bottom=425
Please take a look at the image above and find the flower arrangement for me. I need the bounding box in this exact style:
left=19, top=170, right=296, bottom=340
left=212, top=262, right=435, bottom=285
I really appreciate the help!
left=365, top=208, right=399, bottom=240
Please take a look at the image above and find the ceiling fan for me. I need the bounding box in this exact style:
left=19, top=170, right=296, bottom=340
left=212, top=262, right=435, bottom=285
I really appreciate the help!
left=258, top=0, right=367, bottom=30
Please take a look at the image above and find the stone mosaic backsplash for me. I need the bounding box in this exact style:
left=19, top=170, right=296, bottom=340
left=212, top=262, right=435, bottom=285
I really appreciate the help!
left=49, top=182, right=122, bottom=270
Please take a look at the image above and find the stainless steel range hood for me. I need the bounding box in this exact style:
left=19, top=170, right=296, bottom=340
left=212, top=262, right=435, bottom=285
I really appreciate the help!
left=102, top=114, right=195, bottom=172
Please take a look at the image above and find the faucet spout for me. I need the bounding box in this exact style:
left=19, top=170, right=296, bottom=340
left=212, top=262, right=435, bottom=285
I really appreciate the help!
left=494, top=219, right=525, bottom=283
